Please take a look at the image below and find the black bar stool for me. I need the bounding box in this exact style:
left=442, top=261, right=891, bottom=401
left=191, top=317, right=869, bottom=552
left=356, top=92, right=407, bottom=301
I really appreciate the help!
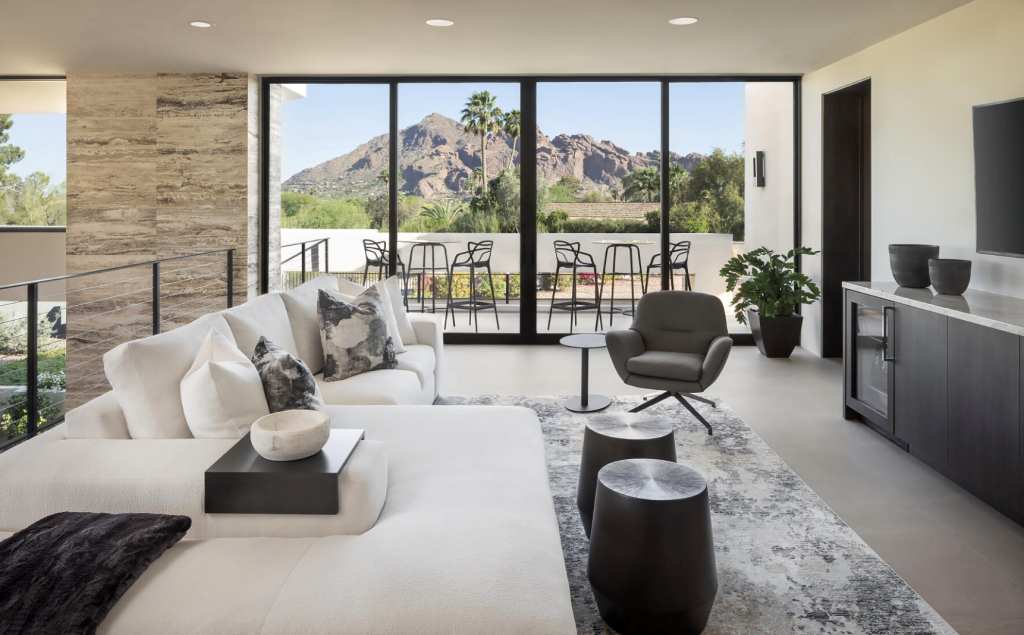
left=597, top=242, right=642, bottom=326
left=445, top=240, right=500, bottom=333
left=645, top=240, right=692, bottom=292
left=406, top=241, right=453, bottom=313
left=361, top=239, right=405, bottom=286
left=547, top=241, right=602, bottom=334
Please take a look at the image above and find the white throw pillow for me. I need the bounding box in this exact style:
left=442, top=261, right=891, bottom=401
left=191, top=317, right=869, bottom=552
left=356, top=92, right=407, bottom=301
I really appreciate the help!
left=337, top=279, right=368, bottom=296
left=103, top=312, right=237, bottom=439
left=181, top=329, right=269, bottom=438
left=383, top=275, right=417, bottom=345
left=223, top=293, right=300, bottom=360
left=281, top=275, right=340, bottom=375
left=372, top=279, right=405, bottom=354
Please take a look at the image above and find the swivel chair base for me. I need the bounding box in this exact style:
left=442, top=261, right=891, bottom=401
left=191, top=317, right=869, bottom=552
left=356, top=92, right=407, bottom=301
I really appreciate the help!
left=630, top=391, right=715, bottom=435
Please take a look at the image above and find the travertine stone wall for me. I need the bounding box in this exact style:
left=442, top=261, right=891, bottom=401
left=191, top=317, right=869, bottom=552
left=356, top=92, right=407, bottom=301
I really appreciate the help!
left=65, top=73, right=257, bottom=407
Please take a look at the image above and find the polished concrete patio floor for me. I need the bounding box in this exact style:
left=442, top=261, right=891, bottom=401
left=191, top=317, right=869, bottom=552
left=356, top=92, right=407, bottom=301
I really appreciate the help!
left=444, top=344, right=1024, bottom=635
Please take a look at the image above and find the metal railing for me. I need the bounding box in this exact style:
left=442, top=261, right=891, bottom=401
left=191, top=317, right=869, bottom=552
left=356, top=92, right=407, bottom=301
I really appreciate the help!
left=0, top=249, right=235, bottom=452
left=280, top=239, right=329, bottom=290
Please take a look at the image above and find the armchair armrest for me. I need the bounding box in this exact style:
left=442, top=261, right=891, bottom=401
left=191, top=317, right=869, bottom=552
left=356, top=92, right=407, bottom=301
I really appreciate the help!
left=409, top=314, right=443, bottom=397
left=606, top=330, right=645, bottom=382
left=699, top=335, right=733, bottom=390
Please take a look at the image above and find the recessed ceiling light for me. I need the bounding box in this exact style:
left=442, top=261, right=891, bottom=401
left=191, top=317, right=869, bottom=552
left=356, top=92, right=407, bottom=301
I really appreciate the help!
left=426, top=19, right=454, bottom=27
left=190, top=21, right=214, bottom=28
left=668, top=17, right=698, bottom=25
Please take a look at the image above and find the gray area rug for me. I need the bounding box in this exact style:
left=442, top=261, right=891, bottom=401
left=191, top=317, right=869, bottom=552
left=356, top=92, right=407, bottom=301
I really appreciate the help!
left=438, top=395, right=956, bottom=635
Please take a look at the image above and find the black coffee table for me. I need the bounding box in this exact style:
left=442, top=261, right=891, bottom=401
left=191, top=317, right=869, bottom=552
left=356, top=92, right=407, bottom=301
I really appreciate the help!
left=560, top=333, right=610, bottom=413
left=205, top=428, right=364, bottom=515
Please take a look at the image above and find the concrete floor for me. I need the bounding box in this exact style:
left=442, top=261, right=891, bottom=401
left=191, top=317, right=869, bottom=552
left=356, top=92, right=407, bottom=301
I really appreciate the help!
left=444, top=344, right=1024, bottom=635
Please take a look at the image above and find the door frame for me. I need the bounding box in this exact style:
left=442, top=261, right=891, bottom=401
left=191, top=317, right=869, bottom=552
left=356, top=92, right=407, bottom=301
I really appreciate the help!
left=259, top=75, right=802, bottom=344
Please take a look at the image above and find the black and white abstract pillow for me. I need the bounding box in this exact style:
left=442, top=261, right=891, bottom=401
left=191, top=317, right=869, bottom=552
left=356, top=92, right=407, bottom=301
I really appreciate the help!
left=318, top=288, right=397, bottom=381
left=251, top=336, right=326, bottom=413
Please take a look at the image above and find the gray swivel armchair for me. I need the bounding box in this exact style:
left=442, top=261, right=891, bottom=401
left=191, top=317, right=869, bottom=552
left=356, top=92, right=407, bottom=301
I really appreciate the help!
left=606, top=291, right=732, bottom=435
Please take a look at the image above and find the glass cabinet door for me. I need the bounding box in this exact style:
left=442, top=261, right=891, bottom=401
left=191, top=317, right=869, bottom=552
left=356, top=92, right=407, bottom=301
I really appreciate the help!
left=853, top=304, right=889, bottom=415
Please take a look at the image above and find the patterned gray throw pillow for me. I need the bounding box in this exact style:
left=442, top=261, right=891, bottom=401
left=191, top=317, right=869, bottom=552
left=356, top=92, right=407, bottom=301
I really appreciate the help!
left=318, top=288, right=397, bottom=381
left=251, top=337, right=326, bottom=413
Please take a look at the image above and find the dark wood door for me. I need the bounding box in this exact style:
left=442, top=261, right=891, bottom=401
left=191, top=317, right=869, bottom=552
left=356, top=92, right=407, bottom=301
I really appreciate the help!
left=894, top=305, right=948, bottom=467
left=948, top=320, right=1020, bottom=514
left=822, top=79, right=871, bottom=358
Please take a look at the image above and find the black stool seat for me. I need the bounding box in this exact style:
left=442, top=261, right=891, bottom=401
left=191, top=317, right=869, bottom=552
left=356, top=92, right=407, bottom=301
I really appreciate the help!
left=588, top=459, right=717, bottom=635
left=576, top=413, right=675, bottom=537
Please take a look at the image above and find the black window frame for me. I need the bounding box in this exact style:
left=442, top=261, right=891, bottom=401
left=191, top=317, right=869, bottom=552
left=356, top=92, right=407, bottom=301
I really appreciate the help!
left=260, top=75, right=802, bottom=345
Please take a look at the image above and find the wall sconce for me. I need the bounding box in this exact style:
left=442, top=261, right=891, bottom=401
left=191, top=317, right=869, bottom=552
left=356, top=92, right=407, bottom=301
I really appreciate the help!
left=753, top=151, right=766, bottom=187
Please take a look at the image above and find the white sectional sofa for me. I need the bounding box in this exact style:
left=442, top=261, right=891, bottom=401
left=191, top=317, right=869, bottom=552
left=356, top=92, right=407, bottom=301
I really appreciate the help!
left=0, top=277, right=576, bottom=634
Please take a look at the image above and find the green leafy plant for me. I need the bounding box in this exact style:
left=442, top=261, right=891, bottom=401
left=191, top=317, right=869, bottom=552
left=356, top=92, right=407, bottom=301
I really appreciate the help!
left=719, top=246, right=821, bottom=325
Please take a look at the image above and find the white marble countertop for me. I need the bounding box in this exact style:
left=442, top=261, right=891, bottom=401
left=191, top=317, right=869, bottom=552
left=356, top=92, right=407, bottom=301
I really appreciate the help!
left=843, top=281, right=1024, bottom=336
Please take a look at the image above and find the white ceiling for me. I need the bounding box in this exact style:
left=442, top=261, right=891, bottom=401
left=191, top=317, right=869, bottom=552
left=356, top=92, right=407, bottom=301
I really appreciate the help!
left=0, top=0, right=972, bottom=76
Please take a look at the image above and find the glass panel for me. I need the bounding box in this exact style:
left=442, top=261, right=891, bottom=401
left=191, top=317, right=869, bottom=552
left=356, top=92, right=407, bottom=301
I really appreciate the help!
left=670, top=82, right=794, bottom=333
left=398, top=83, right=520, bottom=334
left=273, top=83, right=390, bottom=292
left=537, top=82, right=659, bottom=334
left=854, top=305, right=888, bottom=413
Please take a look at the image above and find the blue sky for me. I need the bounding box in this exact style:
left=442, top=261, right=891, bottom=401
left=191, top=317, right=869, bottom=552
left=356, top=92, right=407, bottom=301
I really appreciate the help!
left=281, top=82, right=745, bottom=180
left=5, top=114, right=66, bottom=183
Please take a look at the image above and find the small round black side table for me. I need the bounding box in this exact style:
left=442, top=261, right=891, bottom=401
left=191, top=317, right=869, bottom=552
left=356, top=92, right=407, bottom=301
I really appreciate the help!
left=588, top=459, right=717, bottom=635
left=576, top=413, right=676, bottom=538
left=560, top=334, right=611, bottom=413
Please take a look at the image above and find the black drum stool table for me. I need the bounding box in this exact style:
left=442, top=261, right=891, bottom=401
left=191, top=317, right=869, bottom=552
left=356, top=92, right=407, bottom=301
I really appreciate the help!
left=576, top=413, right=675, bottom=538
left=588, top=459, right=717, bottom=635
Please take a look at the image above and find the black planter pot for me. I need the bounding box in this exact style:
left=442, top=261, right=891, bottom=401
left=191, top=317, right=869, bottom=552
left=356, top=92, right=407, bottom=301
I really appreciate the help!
left=928, top=258, right=971, bottom=295
left=889, top=244, right=939, bottom=288
left=748, top=309, right=803, bottom=358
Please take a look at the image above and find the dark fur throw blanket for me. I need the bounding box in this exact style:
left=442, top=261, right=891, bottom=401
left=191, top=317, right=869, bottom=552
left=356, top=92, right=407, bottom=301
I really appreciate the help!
left=0, top=512, right=191, bottom=635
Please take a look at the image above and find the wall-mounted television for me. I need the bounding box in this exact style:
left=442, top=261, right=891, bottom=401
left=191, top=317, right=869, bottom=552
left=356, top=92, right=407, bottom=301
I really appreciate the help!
left=974, top=97, right=1024, bottom=257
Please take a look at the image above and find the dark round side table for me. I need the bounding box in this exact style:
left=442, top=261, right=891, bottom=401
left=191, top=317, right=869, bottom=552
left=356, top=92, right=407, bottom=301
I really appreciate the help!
left=576, top=413, right=676, bottom=538
left=588, top=459, right=718, bottom=635
left=560, top=334, right=611, bottom=413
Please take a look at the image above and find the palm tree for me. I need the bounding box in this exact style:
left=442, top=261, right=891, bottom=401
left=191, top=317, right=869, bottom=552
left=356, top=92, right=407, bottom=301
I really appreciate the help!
left=461, top=91, right=502, bottom=192
left=622, top=167, right=660, bottom=202
left=376, top=167, right=403, bottom=198
left=502, top=109, right=521, bottom=171
left=419, top=200, right=466, bottom=230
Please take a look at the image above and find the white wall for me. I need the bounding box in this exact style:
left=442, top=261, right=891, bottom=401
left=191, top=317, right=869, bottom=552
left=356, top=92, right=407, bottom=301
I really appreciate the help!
left=745, top=83, right=795, bottom=256
left=801, top=0, right=1024, bottom=356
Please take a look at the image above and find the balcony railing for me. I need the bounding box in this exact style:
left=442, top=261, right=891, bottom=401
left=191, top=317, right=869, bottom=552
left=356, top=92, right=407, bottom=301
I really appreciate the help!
left=0, top=249, right=235, bottom=452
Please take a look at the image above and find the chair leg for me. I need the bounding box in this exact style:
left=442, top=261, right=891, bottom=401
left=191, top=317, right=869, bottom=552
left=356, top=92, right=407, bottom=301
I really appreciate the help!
left=361, top=265, right=369, bottom=286
left=445, top=266, right=454, bottom=329
left=628, top=246, right=637, bottom=318
left=674, top=393, right=713, bottom=435
left=681, top=392, right=716, bottom=408
left=569, top=266, right=578, bottom=334
left=684, top=264, right=692, bottom=291
left=608, top=248, right=617, bottom=327
left=548, top=266, right=560, bottom=330
left=470, top=264, right=478, bottom=333
left=486, top=265, right=500, bottom=330
left=629, top=391, right=672, bottom=413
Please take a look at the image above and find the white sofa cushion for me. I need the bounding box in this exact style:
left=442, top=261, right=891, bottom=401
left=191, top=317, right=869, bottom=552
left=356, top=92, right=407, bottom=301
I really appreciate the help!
left=181, top=329, right=269, bottom=439
left=372, top=278, right=406, bottom=354
left=63, top=391, right=130, bottom=439
left=280, top=275, right=339, bottom=375
left=385, top=275, right=418, bottom=345
left=0, top=426, right=388, bottom=540
left=103, top=312, right=236, bottom=439
left=395, top=344, right=435, bottom=391
left=223, top=293, right=299, bottom=360
left=314, top=369, right=424, bottom=405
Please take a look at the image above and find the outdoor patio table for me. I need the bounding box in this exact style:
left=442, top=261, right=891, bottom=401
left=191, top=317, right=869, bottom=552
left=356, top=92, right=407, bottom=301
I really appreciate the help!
left=400, top=239, right=461, bottom=314
left=590, top=240, right=654, bottom=325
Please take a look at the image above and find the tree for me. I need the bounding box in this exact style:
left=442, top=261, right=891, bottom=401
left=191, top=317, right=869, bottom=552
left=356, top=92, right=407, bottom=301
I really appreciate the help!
left=0, top=173, right=66, bottom=226
left=555, top=175, right=582, bottom=197
left=0, top=114, right=25, bottom=188
left=502, top=109, right=521, bottom=170
left=376, top=167, right=403, bottom=198
left=622, top=167, right=660, bottom=202
left=460, top=91, right=502, bottom=192
left=364, top=196, right=389, bottom=229
left=419, top=200, right=466, bottom=230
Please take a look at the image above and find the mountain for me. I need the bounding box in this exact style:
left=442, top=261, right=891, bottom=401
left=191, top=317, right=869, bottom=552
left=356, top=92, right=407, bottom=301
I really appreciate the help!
left=283, top=113, right=706, bottom=199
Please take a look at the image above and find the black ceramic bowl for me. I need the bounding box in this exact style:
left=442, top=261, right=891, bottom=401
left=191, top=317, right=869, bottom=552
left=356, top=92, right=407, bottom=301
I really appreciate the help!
left=928, top=259, right=971, bottom=295
left=889, top=244, right=940, bottom=288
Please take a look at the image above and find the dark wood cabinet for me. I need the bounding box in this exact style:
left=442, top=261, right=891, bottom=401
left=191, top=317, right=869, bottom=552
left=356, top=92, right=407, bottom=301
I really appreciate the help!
left=844, top=290, right=894, bottom=436
left=893, top=305, right=948, bottom=468
left=947, top=320, right=1020, bottom=514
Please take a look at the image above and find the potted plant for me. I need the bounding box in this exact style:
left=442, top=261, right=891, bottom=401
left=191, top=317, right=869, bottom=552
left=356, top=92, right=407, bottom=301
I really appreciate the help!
left=719, top=246, right=821, bottom=358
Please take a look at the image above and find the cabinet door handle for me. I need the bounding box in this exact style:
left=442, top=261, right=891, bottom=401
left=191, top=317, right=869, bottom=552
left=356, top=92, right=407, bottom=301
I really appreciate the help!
left=883, top=306, right=895, bottom=362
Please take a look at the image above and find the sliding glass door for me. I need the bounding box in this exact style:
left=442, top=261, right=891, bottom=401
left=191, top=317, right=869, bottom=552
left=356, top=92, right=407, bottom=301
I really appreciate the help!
left=262, top=77, right=798, bottom=343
